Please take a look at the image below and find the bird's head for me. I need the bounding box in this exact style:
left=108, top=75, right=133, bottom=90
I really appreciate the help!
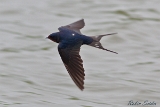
left=47, top=32, right=60, bottom=43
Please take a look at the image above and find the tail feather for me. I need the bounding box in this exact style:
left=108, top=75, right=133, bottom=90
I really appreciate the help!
left=89, top=33, right=118, bottom=54
left=95, top=33, right=117, bottom=41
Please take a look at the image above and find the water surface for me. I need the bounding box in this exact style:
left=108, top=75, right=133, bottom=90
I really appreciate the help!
left=0, top=0, right=160, bottom=107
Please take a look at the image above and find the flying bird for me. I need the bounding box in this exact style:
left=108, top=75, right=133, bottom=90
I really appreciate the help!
left=47, top=19, right=117, bottom=90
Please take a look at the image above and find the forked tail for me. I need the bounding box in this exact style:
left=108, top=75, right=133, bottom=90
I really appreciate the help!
left=89, top=33, right=118, bottom=54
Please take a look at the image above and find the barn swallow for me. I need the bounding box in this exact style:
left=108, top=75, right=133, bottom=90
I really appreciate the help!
left=47, top=19, right=117, bottom=90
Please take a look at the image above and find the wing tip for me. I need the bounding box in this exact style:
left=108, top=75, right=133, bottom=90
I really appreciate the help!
left=79, top=85, right=84, bottom=91
left=78, top=18, right=85, bottom=26
left=80, top=88, right=84, bottom=91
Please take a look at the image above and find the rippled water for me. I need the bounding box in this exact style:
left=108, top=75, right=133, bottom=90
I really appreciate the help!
left=0, top=0, right=160, bottom=107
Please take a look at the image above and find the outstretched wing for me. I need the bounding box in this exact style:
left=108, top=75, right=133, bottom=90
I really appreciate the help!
left=58, top=19, right=85, bottom=34
left=58, top=41, right=85, bottom=90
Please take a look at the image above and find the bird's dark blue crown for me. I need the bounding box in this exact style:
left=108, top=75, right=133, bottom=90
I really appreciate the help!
left=48, top=32, right=60, bottom=43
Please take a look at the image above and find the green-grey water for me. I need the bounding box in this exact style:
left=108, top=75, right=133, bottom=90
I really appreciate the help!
left=0, top=0, right=160, bottom=107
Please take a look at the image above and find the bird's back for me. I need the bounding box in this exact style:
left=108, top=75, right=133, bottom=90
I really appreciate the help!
left=59, top=28, right=93, bottom=45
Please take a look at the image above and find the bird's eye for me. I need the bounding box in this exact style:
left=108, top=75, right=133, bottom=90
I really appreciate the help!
left=72, top=34, right=75, bottom=36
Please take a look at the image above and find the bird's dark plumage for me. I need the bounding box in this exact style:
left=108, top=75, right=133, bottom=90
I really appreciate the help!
left=58, top=41, right=85, bottom=90
left=47, top=19, right=117, bottom=90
